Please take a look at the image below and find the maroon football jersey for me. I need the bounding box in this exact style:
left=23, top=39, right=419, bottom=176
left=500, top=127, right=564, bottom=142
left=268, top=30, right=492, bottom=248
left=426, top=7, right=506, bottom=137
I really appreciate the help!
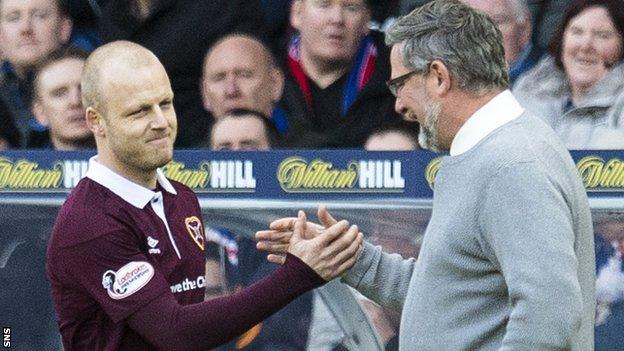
left=47, top=158, right=207, bottom=350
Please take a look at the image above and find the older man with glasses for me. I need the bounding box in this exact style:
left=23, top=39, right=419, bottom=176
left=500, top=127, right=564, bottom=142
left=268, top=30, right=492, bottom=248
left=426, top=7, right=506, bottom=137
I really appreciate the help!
left=258, top=1, right=595, bottom=350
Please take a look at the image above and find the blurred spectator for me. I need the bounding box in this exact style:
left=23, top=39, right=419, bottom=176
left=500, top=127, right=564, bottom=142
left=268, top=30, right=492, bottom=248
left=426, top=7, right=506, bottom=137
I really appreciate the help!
left=205, top=109, right=312, bottom=350
left=209, top=109, right=279, bottom=150
left=0, top=0, right=73, bottom=148
left=31, top=46, right=93, bottom=150
left=201, top=34, right=287, bottom=134
left=0, top=98, right=20, bottom=149
left=513, top=0, right=624, bottom=149
left=364, top=120, right=419, bottom=150
left=98, top=0, right=267, bottom=148
left=280, top=0, right=400, bottom=148
left=594, top=218, right=624, bottom=350
left=462, top=0, right=541, bottom=84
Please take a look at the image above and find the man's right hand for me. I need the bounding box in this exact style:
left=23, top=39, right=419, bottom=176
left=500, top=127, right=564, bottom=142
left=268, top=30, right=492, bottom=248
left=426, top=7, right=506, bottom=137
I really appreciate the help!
left=261, top=208, right=363, bottom=281
left=256, top=205, right=344, bottom=264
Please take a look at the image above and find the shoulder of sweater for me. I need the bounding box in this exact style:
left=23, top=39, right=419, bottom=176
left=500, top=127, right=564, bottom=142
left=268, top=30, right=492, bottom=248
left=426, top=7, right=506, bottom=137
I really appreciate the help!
left=466, top=113, right=566, bottom=170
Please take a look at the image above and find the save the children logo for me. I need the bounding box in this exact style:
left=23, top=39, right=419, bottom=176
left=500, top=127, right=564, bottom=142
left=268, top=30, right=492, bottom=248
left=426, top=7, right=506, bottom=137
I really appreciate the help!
left=185, top=216, right=205, bottom=251
left=101, top=261, right=154, bottom=300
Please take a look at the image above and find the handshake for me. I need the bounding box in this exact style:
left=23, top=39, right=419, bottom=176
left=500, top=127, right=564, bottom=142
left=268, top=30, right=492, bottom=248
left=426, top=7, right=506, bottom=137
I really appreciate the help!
left=255, top=205, right=364, bottom=281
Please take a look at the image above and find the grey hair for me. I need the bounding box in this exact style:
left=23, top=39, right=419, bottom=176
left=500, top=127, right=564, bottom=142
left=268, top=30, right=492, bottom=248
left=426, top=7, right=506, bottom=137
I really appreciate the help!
left=385, top=0, right=509, bottom=94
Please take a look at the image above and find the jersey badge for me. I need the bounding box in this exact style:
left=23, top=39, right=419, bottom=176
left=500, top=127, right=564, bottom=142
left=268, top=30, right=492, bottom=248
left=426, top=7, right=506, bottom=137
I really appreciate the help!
left=185, top=216, right=205, bottom=251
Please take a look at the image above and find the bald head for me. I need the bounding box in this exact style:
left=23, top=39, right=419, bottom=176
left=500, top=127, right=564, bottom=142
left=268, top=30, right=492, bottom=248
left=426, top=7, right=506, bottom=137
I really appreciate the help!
left=201, top=34, right=284, bottom=117
left=82, top=41, right=167, bottom=113
left=204, top=34, right=276, bottom=72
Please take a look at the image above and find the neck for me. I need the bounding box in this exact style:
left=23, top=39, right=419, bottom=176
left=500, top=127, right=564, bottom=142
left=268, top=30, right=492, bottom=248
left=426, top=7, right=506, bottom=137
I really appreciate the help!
left=52, top=137, right=95, bottom=151
left=97, top=148, right=158, bottom=189
left=570, top=84, right=592, bottom=106
left=299, top=50, right=350, bottom=88
left=441, top=89, right=504, bottom=149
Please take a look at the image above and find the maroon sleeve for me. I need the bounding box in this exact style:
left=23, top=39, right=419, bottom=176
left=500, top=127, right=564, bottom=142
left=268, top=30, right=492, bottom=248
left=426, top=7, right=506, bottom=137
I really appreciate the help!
left=58, top=228, right=172, bottom=323
left=128, top=254, right=325, bottom=350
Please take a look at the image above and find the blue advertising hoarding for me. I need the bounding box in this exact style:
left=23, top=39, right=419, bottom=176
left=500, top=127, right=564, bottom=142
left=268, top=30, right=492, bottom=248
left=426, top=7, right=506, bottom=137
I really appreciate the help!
left=0, top=150, right=622, bottom=201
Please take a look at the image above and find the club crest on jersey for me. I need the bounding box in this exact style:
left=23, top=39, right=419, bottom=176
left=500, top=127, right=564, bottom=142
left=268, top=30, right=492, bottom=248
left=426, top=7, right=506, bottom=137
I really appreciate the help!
left=185, top=216, right=205, bottom=251
left=101, top=261, right=154, bottom=300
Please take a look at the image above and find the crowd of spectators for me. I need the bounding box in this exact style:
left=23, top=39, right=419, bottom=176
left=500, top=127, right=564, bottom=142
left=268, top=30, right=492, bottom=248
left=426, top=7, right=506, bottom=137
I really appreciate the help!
left=0, top=0, right=620, bottom=152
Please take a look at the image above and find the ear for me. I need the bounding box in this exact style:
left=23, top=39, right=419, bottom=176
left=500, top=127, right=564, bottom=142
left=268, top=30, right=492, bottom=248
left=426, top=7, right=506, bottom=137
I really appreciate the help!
left=200, top=78, right=213, bottom=113
left=290, top=0, right=303, bottom=31
left=427, top=60, right=452, bottom=98
left=86, top=107, right=105, bottom=137
left=270, top=67, right=285, bottom=103
left=59, top=16, right=73, bottom=44
left=32, top=101, right=50, bottom=127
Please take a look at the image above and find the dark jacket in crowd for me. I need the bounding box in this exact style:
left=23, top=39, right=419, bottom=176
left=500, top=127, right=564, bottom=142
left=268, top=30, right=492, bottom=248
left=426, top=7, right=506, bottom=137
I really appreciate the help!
left=98, top=0, right=266, bottom=148
left=279, top=31, right=400, bottom=148
left=0, top=97, right=21, bottom=148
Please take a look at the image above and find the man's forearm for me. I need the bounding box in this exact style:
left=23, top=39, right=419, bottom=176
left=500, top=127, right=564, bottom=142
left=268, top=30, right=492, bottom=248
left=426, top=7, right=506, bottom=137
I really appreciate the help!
left=129, top=254, right=324, bottom=350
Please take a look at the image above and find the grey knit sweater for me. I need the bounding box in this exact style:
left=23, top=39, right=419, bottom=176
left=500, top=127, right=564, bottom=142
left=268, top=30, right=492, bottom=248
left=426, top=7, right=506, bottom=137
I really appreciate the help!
left=343, top=112, right=595, bottom=350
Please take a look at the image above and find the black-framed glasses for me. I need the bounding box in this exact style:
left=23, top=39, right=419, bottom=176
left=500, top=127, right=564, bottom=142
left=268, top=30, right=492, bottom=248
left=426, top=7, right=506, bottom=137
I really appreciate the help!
left=386, top=70, right=419, bottom=97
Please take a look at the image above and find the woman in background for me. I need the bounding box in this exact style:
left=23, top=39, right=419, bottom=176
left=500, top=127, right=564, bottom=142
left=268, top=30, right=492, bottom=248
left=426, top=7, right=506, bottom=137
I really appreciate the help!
left=513, top=0, right=624, bottom=149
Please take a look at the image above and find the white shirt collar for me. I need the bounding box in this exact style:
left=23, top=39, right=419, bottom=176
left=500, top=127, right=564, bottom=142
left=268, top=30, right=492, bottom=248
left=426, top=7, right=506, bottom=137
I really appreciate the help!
left=450, top=90, right=524, bottom=156
left=85, top=156, right=177, bottom=208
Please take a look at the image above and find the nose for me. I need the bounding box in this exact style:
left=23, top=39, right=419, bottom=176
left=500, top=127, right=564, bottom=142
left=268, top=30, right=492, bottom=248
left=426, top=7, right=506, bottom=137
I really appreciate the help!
left=578, top=32, right=595, bottom=52
left=224, top=75, right=240, bottom=96
left=394, top=97, right=407, bottom=116
left=328, top=5, right=345, bottom=24
left=18, top=16, right=34, bottom=34
left=69, top=87, right=82, bottom=107
left=151, top=106, right=168, bottom=129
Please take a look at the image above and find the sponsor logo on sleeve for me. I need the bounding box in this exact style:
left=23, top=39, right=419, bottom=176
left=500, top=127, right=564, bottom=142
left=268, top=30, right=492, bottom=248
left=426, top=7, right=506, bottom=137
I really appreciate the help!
left=185, top=216, right=205, bottom=251
left=101, top=261, right=154, bottom=300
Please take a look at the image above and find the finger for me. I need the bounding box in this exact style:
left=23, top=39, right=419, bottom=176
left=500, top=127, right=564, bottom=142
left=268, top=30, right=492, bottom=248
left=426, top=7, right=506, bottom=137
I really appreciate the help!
left=256, top=241, right=290, bottom=253
left=267, top=254, right=286, bottom=265
left=292, top=210, right=307, bottom=242
left=318, top=204, right=338, bottom=228
left=255, top=230, right=292, bottom=242
left=313, top=219, right=350, bottom=246
left=269, top=217, right=298, bottom=231
left=329, top=229, right=363, bottom=265
left=324, top=224, right=360, bottom=259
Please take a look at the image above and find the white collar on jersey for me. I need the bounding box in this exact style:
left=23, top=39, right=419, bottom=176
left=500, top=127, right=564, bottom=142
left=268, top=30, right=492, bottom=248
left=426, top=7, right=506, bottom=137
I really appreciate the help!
left=85, top=156, right=177, bottom=208
left=450, top=89, right=524, bottom=156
